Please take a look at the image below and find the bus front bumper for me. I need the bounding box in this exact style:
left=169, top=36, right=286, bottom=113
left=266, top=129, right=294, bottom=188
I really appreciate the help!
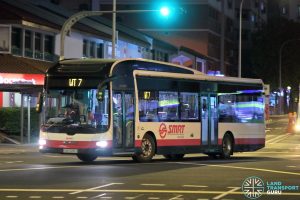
left=39, top=146, right=112, bottom=156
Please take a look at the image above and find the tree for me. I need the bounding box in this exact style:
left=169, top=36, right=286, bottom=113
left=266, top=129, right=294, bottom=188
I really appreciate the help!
left=250, top=17, right=300, bottom=92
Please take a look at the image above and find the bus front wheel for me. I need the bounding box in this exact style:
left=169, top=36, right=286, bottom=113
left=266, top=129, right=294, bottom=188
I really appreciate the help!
left=133, top=134, right=155, bottom=162
left=77, top=154, right=97, bottom=162
left=221, top=135, right=233, bottom=159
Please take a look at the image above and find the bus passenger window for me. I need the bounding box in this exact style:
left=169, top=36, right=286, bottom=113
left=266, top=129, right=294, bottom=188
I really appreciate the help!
left=138, top=91, right=158, bottom=122
left=180, top=92, right=199, bottom=120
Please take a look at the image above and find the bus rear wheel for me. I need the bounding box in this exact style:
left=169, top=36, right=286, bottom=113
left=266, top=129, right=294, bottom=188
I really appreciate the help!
left=77, top=154, right=97, bottom=162
left=221, top=135, right=233, bottom=159
left=133, top=134, right=155, bottom=162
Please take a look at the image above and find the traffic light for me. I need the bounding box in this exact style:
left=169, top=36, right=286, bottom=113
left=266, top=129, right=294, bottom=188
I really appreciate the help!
left=160, top=6, right=170, bottom=17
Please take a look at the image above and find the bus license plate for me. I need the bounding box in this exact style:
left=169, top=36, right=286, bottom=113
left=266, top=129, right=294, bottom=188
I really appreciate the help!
left=63, top=149, right=78, bottom=154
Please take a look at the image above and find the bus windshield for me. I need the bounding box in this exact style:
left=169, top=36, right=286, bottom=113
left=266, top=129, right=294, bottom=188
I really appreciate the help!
left=43, top=88, right=109, bottom=133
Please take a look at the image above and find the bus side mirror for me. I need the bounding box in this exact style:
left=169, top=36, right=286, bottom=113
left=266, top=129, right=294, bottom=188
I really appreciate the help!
left=36, top=92, right=43, bottom=113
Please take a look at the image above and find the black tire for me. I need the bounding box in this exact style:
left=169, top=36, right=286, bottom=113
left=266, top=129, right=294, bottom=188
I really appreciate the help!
left=221, top=135, right=233, bottom=159
left=133, top=134, right=156, bottom=162
left=206, top=153, right=219, bottom=159
left=77, top=154, right=97, bottom=162
left=163, top=154, right=185, bottom=160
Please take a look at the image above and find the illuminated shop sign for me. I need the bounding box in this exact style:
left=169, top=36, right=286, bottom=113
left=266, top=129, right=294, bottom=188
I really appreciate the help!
left=0, top=73, right=44, bottom=85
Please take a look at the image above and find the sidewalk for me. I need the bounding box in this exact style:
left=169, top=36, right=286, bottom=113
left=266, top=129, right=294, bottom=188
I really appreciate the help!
left=0, top=143, right=38, bottom=154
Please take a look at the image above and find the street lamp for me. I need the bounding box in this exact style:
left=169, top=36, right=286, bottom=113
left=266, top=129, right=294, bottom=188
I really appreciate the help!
left=60, top=7, right=172, bottom=60
left=238, top=0, right=244, bottom=78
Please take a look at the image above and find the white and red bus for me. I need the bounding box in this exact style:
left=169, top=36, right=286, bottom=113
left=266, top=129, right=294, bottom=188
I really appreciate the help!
left=38, top=58, right=265, bottom=162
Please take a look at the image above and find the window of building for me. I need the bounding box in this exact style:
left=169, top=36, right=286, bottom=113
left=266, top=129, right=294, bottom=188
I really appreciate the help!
left=44, top=35, right=54, bottom=61
left=24, top=30, right=33, bottom=57
left=11, top=26, right=57, bottom=61
left=227, top=0, right=233, bottom=9
left=282, top=6, right=287, bottom=15
left=96, top=43, right=103, bottom=58
left=11, top=27, right=22, bottom=55
left=83, top=39, right=88, bottom=57
left=298, top=5, right=300, bottom=17
left=90, top=41, right=95, bottom=58
left=34, top=32, right=43, bottom=59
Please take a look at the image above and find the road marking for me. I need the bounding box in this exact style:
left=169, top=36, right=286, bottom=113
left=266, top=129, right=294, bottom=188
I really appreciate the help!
left=29, top=196, right=41, bottom=199
left=266, top=134, right=289, bottom=144
left=76, top=197, right=88, bottom=199
left=5, top=196, right=18, bottom=198
left=90, top=193, right=106, bottom=199
left=52, top=197, right=64, bottom=199
left=141, top=184, right=165, bottom=187
left=0, top=188, right=300, bottom=196
left=174, top=162, right=300, bottom=176
left=70, top=183, right=124, bottom=195
left=169, top=195, right=183, bottom=200
left=148, top=198, right=160, bottom=200
left=183, top=185, right=208, bottom=188
left=125, top=194, right=144, bottom=199
left=0, top=165, right=81, bottom=172
left=212, top=187, right=240, bottom=199
left=287, top=166, right=297, bottom=168
left=100, top=197, right=112, bottom=199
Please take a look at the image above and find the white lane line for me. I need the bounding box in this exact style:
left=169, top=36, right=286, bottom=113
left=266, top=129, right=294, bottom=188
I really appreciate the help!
left=287, top=166, right=297, bottom=168
left=183, top=185, right=208, bottom=188
left=90, top=193, right=106, bottom=199
left=266, top=134, right=288, bottom=144
left=271, top=135, right=292, bottom=144
left=29, top=196, right=41, bottom=199
left=0, top=165, right=81, bottom=172
left=141, top=184, right=166, bottom=187
left=76, top=197, right=88, bottom=199
left=174, top=162, right=300, bottom=176
left=70, top=183, right=124, bottom=195
left=169, top=195, right=183, bottom=200
left=100, top=197, right=112, bottom=199
left=5, top=196, right=18, bottom=198
left=212, top=187, right=240, bottom=199
left=124, top=194, right=144, bottom=199
left=148, top=198, right=160, bottom=200
left=52, top=197, right=64, bottom=199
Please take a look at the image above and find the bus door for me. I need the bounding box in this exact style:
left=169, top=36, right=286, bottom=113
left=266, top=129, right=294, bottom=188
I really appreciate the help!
left=113, top=92, right=134, bottom=149
left=200, top=94, right=218, bottom=146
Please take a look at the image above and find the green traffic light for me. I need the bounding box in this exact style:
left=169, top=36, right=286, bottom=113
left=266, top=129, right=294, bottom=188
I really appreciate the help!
left=160, top=6, right=170, bottom=17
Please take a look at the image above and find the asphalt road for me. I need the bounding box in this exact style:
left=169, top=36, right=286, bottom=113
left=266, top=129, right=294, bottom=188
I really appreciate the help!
left=0, top=115, right=299, bottom=200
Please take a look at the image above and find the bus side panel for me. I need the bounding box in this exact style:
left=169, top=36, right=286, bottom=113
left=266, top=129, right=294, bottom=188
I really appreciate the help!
left=218, top=123, right=265, bottom=152
left=135, top=122, right=201, bottom=154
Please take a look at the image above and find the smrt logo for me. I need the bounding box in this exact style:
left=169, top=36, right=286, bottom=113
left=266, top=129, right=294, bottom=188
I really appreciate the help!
left=159, top=123, right=167, bottom=138
left=242, top=176, right=264, bottom=199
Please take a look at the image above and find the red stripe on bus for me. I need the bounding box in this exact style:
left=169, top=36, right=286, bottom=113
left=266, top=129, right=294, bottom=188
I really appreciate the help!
left=135, top=139, right=200, bottom=147
left=218, top=138, right=265, bottom=145
left=45, top=140, right=112, bottom=149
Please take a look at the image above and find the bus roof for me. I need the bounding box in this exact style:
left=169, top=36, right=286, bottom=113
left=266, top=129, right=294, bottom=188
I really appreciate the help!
left=47, top=58, right=203, bottom=77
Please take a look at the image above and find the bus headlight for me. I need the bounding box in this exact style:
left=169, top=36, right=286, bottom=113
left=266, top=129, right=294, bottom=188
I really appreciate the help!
left=96, top=141, right=108, bottom=148
left=295, top=124, right=300, bottom=132
left=39, top=139, right=46, bottom=146
left=39, top=139, right=46, bottom=150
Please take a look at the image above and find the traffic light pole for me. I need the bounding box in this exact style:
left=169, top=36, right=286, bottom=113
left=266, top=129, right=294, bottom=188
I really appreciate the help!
left=59, top=9, right=160, bottom=60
